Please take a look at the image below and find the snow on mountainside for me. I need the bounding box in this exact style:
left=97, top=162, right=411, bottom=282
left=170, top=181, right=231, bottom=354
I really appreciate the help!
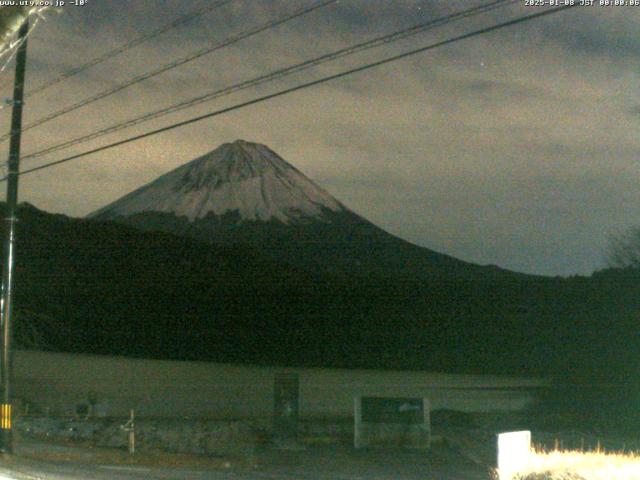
left=89, top=140, right=347, bottom=224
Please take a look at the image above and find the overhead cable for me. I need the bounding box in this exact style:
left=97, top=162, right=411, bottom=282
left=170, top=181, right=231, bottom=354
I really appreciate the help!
left=5, top=4, right=577, bottom=181
left=0, top=0, right=337, bottom=143
left=23, top=0, right=517, bottom=162
left=25, top=0, right=234, bottom=98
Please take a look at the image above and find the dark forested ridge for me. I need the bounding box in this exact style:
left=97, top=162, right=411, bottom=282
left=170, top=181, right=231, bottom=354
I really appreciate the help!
left=3, top=203, right=639, bottom=381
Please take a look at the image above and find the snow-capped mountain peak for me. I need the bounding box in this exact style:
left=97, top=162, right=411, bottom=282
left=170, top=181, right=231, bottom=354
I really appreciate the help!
left=90, top=140, right=346, bottom=224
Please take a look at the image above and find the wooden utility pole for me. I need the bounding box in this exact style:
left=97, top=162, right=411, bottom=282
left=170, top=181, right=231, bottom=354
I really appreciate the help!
left=0, top=18, right=29, bottom=455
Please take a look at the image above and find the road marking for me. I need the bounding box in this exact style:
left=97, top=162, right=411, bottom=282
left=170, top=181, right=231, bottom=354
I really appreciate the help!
left=98, top=465, right=152, bottom=473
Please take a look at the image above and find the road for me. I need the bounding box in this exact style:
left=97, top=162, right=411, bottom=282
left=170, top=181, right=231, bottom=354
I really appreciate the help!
left=0, top=446, right=492, bottom=479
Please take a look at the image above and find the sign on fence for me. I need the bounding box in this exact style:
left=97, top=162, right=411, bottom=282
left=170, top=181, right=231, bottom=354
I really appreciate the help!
left=354, top=396, right=430, bottom=449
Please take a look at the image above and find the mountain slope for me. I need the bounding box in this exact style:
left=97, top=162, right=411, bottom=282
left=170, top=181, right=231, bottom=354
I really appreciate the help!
left=89, top=140, right=506, bottom=279
left=68, top=139, right=640, bottom=376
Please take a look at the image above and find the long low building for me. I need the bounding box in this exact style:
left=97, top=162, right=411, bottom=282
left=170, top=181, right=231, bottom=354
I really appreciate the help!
left=13, top=350, right=546, bottom=419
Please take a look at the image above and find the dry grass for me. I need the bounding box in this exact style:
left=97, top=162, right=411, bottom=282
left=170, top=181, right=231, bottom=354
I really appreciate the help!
left=506, top=448, right=640, bottom=480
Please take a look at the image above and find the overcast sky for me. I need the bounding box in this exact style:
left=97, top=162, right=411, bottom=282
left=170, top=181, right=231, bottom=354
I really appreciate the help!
left=0, top=0, right=637, bottom=277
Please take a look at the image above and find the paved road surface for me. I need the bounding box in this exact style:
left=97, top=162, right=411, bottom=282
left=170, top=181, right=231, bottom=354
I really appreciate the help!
left=0, top=446, right=492, bottom=480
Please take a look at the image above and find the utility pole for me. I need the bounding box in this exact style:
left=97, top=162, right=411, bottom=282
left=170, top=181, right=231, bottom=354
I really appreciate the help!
left=0, top=18, right=29, bottom=455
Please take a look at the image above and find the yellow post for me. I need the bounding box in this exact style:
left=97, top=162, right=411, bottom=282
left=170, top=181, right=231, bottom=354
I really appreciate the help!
left=0, top=403, right=10, bottom=430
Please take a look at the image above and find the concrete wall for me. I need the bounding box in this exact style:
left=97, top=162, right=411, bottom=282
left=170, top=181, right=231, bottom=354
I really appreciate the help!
left=12, top=350, right=546, bottom=419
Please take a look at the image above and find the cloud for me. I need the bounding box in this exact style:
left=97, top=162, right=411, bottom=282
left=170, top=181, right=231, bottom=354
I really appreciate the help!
left=2, top=0, right=638, bottom=276
left=537, top=7, right=640, bottom=59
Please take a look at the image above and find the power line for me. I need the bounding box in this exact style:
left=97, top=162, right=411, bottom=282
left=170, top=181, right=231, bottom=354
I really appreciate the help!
left=22, top=0, right=518, bottom=163
left=24, top=0, right=234, bottom=98
left=5, top=4, right=577, bottom=181
left=0, top=0, right=337, bottom=144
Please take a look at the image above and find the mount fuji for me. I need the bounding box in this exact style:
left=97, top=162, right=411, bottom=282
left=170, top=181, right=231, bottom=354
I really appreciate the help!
left=89, top=140, right=499, bottom=277
left=16, top=141, right=625, bottom=374
left=90, top=140, right=347, bottom=225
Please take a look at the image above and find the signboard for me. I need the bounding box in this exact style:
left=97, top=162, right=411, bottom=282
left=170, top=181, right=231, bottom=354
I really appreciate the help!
left=361, top=397, right=424, bottom=424
left=497, top=430, right=531, bottom=480
left=355, top=396, right=430, bottom=449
